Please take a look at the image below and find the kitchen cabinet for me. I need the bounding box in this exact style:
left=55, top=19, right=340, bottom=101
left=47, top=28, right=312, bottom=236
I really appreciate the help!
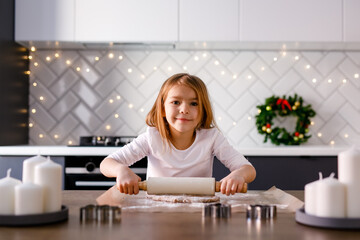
left=75, top=0, right=178, bottom=42
left=15, top=0, right=75, bottom=41
left=179, top=0, right=239, bottom=41
left=240, top=0, right=342, bottom=42
left=213, top=156, right=337, bottom=190
left=344, top=0, right=360, bottom=41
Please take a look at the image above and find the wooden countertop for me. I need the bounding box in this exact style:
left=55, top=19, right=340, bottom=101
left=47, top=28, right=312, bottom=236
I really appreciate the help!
left=1, top=191, right=359, bottom=240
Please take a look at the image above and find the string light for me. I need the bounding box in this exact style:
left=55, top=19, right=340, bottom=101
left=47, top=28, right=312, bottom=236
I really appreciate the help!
left=273, top=57, right=278, bottom=62
left=202, top=53, right=207, bottom=58
left=168, top=66, right=172, bottom=71
left=140, top=108, right=144, bottom=112
left=261, top=66, right=265, bottom=71
left=342, top=79, right=347, bottom=83
left=247, top=75, right=252, bottom=79
left=317, top=133, right=322, bottom=137
left=312, top=78, right=317, bottom=83
left=109, top=99, right=114, bottom=104
left=39, top=96, right=44, bottom=101
left=33, top=82, right=37, bottom=87
left=128, top=104, right=134, bottom=109
left=86, top=68, right=90, bottom=72
left=344, top=134, right=349, bottom=138
left=330, top=140, right=335, bottom=145
left=68, top=140, right=73, bottom=145
left=46, top=56, right=51, bottom=61
left=194, top=56, right=199, bottom=61
left=66, top=60, right=71, bottom=65
left=118, top=55, right=123, bottom=60
left=25, top=71, right=31, bottom=75
left=30, top=46, right=36, bottom=52
left=114, top=114, right=119, bottom=118
left=128, top=68, right=132, bottom=73
left=354, top=73, right=359, bottom=79
left=39, top=134, right=44, bottom=138
left=214, top=60, right=219, bottom=65
left=76, top=67, right=81, bottom=72
left=232, top=122, right=237, bottom=126
left=95, top=57, right=99, bottom=61
left=305, top=65, right=311, bottom=69
left=54, top=53, right=60, bottom=58
left=233, top=74, right=237, bottom=79
left=294, top=56, right=300, bottom=60
left=153, top=66, right=157, bottom=70
left=116, top=95, right=121, bottom=100
left=108, top=53, right=114, bottom=59
left=54, top=134, right=59, bottom=139
left=34, top=62, right=39, bottom=67
left=328, top=79, right=332, bottom=83
left=28, top=55, right=33, bottom=60
left=221, top=71, right=225, bottom=75
left=106, top=125, right=111, bottom=130
left=218, top=117, right=222, bottom=121
left=183, top=66, right=187, bottom=70
left=29, top=123, right=34, bottom=128
left=31, top=109, right=36, bottom=114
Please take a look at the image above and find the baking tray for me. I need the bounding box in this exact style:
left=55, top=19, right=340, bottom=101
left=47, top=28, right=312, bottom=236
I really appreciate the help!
left=0, top=205, right=68, bottom=226
left=296, top=208, right=360, bottom=229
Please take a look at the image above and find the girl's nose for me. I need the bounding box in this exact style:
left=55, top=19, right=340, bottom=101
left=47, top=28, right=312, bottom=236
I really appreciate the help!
left=179, top=104, right=189, bottom=114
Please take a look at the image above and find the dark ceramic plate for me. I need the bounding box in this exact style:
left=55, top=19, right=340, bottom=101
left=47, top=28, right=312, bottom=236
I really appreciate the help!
left=296, top=207, right=360, bottom=229
left=0, top=205, right=68, bottom=226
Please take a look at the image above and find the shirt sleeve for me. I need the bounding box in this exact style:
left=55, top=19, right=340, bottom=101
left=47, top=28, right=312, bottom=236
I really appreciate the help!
left=212, top=129, right=252, bottom=172
left=106, top=130, right=150, bottom=166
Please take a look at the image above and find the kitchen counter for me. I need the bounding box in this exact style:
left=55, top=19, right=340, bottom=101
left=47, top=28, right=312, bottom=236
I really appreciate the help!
left=0, top=145, right=348, bottom=156
left=1, top=190, right=359, bottom=240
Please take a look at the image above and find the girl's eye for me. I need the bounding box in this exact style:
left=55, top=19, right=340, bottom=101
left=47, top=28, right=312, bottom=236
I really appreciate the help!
left=191, top=102, right=198, bottom=106
left=172, top=101, right=180, bottom=105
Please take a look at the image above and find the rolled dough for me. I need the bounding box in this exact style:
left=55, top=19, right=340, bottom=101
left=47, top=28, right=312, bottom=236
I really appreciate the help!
left=146, top=194, right=220, bottom=203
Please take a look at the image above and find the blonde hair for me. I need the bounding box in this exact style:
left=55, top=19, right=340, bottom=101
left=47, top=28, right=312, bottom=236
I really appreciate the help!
left=146, top=73, right=216, bottom=146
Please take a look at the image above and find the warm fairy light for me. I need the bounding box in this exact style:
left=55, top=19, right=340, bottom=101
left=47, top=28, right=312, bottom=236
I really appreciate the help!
left=54, top=53, right=60, bottom=58
left=342, top=79, right=347, bottom=83
left=194, top=56, right=199, bottom=61
left=354, top=73, right=359, bottom=79
left=202, top=53, right=207, bottom=58
left=233, top=75, right=237, bottom=79
left=221, top=71, right=225, bottom=75
left=54, top=134, right=59, bottom=139
left=317, top=133, right=322, bottom=137
left=214, top=60, right=219, bottom=65
left=34, top=62, right=39, bottom=67
left=25, top=71, right=31, bottom=75
left=168, top=66, right=172, bottom=71
left=312, top=78, right=317, bottom=83
left=233, top=122, right=237, bottom=126
left=248, top=116, right=252, bottom=120
left=344, top=134, right=349, bottom=138
left=294, top=56, right=300, bottom=60
left=29, top=123, right=33, bottom=128
left=109, top=99, right=114, bottom=104
left=247, top=75, right=252, bottom=79
left=261, top=66, right=265, bottom=71
left=39, top=134, right=44, bottom=138
left=218, top=117, right=222, bottom=121
left=183, top=66, right=187, bottom=70
left=33, top=82, right=37, bottom=87
left=39, top=96, right=44, bottom=101
left=306, top=65, right=311, bottom=69
left=141, top=74, right=145, bottom=79
left=116, top=95, right=121, bottom=100
left=76, top=67, right=81, bottom=72
left=31, top=109, right=36, bottom=114
left=86, top=68, right=90, bottom=72
left=95, top=57, right=99, bottom=61
left=128, top=104, right=134, bottom=109
left=28, top=55, right=33, bottom=60
left=330, top=140, right=335, bottom=145
left=140, top=108, right=144, bottom=112
left=118, top=55, right=123, bottom=60
left=311, top=121, right=315, bottom=125
left=202, top=42, right=207, bottom=47
left=282, top=51, right=287, bottom=57
left=106, top=125, right=111, bottom=130
left=108, top=53, right=114, bottom=59
left=128, top=68, right=132, bottom=73
left=258, top=109, right=261, bottom=114
left=30, top=46, right=36, bottom=52
left=328, top=79, right=332, bottom=83
left=68, top=140, right=73, bottom=145
left=114, top=114, right=119, bottom=118
left=273, top=57, right=278, bottom=62
left=66, top=60, right=71, bottom=65
left=46, top=56, right=51, bottom=61
left=153, top=66, right=158, bottom=70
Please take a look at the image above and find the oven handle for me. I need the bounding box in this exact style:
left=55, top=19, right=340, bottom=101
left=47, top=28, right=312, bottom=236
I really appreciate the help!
left=65, top=167, right=147, bottom=174
left=75, top=181, right=116, bottom=187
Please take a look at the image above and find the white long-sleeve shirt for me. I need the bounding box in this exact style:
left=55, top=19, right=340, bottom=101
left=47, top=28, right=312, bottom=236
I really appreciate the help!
left=107, top=127, right=251, bottom=178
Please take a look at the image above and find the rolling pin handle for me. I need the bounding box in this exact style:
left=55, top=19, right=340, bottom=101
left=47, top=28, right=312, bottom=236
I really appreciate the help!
left=215, top=181, right=248, bottom=193
left=138, top=181, right=147, bottom=191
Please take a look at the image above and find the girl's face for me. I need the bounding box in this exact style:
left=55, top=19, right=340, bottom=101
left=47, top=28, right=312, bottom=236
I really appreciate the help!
left=164, top=84, right=201, bottom=136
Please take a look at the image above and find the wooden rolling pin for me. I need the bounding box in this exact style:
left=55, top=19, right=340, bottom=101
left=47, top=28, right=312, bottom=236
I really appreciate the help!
left=138, top=177, right=247, bottom=195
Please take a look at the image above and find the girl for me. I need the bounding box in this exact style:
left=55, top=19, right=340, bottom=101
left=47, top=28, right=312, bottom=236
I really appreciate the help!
left=100, top=73, right=256, bottom=196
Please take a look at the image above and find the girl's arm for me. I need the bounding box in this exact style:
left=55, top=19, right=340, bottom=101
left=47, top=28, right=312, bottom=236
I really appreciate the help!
left=220, top=164, right=256, bottom=196
left=100, top=157, right=141, bottom=195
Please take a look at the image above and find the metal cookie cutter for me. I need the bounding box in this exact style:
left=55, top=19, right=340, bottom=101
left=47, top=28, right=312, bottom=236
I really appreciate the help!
left=202, top=203, right=232, bottom=218
left=246, top=204, right=276, bottom=220
left=80, top=204, right=121, bottom=223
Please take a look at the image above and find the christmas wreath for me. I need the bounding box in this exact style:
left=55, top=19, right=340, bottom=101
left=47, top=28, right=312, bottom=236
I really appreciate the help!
left=255, top=94, right=316, bottom=145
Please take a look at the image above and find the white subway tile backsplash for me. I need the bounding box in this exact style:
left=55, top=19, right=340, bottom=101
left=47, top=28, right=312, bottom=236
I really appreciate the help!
left=29, top=50, right=360, bottom=147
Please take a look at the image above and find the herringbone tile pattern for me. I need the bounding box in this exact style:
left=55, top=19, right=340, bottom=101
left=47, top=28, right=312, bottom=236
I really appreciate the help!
left=29, top=50, right=360, bottom=147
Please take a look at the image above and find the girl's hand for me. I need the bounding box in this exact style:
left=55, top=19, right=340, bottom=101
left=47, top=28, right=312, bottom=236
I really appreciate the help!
left=220, top=169, right=246, bottom=196
left=115, top=165, right=141, bottom=195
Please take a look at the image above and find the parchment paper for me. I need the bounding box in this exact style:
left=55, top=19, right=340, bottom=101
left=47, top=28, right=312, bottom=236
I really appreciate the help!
left=96, top=186, right=304, bottom=213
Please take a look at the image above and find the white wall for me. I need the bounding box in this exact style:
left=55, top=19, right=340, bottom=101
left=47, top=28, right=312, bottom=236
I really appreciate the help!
left=28, top=50, right=360, bottom=147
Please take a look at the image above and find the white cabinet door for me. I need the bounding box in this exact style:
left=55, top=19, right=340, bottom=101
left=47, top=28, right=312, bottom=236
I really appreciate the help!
left=15, top=0, right=75, bottom=41
left=344, top=0, right=360, bottom=42
left=179, top=0, right=239, bottom=41
left=240, top=0, right=342, bottom=42
left=75, top=0, right=178, bottom=42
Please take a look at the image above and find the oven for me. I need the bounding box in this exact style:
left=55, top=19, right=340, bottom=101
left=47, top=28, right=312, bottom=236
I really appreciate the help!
left=64, top=136, right=147, bottom=190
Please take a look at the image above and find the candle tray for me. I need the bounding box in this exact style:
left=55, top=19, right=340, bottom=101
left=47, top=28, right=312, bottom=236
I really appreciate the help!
left=0, top=205, right=68, bottom=226
left=296, top=207, right=360, bottom=229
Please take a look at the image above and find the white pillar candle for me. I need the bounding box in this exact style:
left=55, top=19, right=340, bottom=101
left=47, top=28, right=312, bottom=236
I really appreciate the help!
left=22, top=154, right=47, bottom=183
left=0, top=169, right=22, bottom=215
left=316, top=173, right=346, bottom=218
left=15, top=183, right=43, bottom=215
left=338, top=147, right=360, bottom=218
left=34, top=157, right=62, bottom=213
left=304, top=172, right=323, bottom=216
